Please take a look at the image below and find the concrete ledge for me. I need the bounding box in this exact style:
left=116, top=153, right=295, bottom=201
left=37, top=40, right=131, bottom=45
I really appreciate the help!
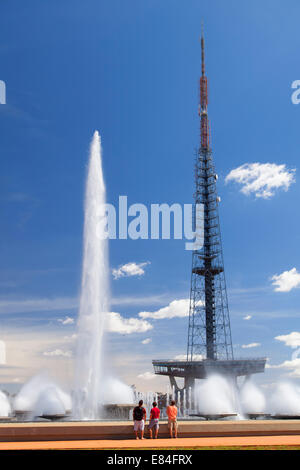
left=0, top=420, right=300, bottom=442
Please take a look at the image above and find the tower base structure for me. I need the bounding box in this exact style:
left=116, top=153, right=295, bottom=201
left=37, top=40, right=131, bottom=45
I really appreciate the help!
left=152, top=358, right=266, bottom=402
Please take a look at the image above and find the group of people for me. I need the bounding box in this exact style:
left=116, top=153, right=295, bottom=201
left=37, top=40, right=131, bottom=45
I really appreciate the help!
left=133, top=399, right=178, bottom=440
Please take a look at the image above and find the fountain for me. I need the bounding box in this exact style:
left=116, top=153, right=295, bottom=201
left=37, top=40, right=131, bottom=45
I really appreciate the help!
left=11, top=131, right=134, bottom=422
left=73, top=130, right=109, bottom=419
left=239, top=377, right=269, bottom=419
left=70, top=131, right=136, bottom=420
left=13, top=372, right=71, bottom=421
left=190, top=375, right=237, bottom=420
left=269, top=382, right=300, bottom=418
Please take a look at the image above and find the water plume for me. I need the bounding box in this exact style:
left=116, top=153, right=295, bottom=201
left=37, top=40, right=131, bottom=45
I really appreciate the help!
left=13, top=372, right=71, bottom=417
left=194, top=375, right=236, bottom=415
left=268, top=382, right=300, bottom=416
left=101, top=377, right=134, bottom=405
left=240, top=379, right=266, bottom=414
left=0, top=391, right=11, bottom=417
left=34, top=386, right=71, bottom=416
left=73, top=131, right=109, bottom=419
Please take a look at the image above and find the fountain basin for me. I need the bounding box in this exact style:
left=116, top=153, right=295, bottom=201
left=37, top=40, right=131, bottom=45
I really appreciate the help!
left=102, top=404, right=135, bottom=420
left=273, top=414, right=300, bottom=420
left=247, top=413, right=271, bottom=420
left=38, top=414, right=69, bottom=421
left=14, top=411, right=32, bottom=421
left=189, top=413, right=237, bottom=420
left=1, top=419, right=300, bottom=442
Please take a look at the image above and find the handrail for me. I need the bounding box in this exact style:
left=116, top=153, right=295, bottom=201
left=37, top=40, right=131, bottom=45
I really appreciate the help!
left=152, top=357, right=267, bottom=363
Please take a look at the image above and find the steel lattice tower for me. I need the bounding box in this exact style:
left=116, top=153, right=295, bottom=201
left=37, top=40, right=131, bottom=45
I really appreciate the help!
left=187, top=32, right=233, bottom=361
left=152, top=33, right=266, bottom=393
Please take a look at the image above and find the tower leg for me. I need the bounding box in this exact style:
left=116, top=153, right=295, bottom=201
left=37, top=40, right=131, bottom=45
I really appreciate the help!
left=184, top=377, right=195, bottom=389
left=184, top=377, right=195, bottom=410
left=169, top=376, right=179, bottom=402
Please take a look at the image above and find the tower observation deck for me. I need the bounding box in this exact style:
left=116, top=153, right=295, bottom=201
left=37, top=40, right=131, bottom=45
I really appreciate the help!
left=152, top=32, right=266, bottom=394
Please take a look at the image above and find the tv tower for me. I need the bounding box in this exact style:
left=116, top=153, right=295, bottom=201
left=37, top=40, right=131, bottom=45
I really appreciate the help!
left=152, top=31, right=266, bottom=396
left=186, top=31, right=233, bottom=361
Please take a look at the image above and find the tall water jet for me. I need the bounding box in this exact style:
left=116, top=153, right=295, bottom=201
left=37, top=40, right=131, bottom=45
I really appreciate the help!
left=74, top=131, right=109, bottom=419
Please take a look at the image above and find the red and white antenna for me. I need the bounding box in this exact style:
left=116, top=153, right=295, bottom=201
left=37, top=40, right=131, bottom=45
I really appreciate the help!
left=199, top=24, right=210, bottom=150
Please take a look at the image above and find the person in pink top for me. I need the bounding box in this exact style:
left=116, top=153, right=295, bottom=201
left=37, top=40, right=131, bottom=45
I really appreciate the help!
left=148, top=401, right=160, bottom=439
left=166, top=400, right=178, bottom=438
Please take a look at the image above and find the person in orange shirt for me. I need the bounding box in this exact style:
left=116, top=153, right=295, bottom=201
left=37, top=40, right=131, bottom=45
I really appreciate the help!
left=166, top=400, right=178, bottom=438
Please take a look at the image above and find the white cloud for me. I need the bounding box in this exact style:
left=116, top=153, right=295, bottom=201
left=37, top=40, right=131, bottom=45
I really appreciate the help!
left=63, top=334, right=78, bottom=341
left=0, top=291, right=179, bottom=315
left=137, top=372, right=156, bottom=380
left=243, top=315, right=252, bottom=320
left=141, top=338, right=152, bottom=345
left=139, top=299, right=190, bottom=320
left=0, top=340, right=6, bottom=365
left=225, top=162, right=295, bottom=199
left=106, top=312, right=153, bottom=335
left=241, top=342, right=260, bottom=349
left=112, top=262, right=150, bottom=280
left=43, top=349, right=73, bottom=358
left=0, top=296, right=77, bottom=315
left=111, top=293, right=173, bottom=307
left=266, top=358, right=300, bottom=377
left=58, top=316, right=74, bottom=325
left=271, top=268, right=300, bottom=292
left=275, top=332, right=300, bottom=348
left=0, top=327, right=76, bottom=386
left=174, top=354, right=204, bottom=361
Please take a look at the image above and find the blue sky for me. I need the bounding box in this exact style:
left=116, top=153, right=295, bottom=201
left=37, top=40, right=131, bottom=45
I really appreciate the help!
left=1, top=0, right=300, bottom=392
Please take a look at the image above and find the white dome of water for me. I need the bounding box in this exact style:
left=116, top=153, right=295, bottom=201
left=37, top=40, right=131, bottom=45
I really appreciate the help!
left=240, top=379, right=266, bottom=414
left=268, top=382, right=300, bottom=416
left=13, top=372, right=71, bottom=417
left=194, top=375, right=237, bottom=415
left=34, top=386, right=72, bottom=416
